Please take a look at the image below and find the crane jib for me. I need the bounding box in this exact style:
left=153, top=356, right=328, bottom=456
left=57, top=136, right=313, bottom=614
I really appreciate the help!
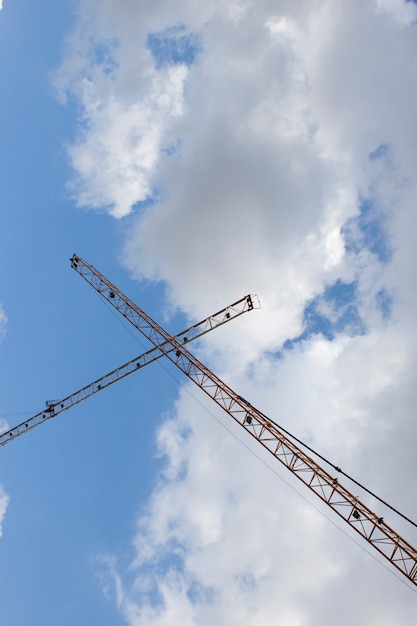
left=69, top=253, right=417, bottom=589
left=0, top=274, right=259, bottom=446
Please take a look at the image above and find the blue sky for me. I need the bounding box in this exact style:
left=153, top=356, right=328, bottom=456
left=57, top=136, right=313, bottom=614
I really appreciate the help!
left=0, top=3, right=174, bottom=623
left=1, top=1, right=417, bottom=625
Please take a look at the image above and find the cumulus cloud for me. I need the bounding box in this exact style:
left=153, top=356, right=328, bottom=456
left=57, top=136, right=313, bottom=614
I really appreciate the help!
left=102, top=351, right=417, bottom=625
left=59, top=0, right=417, bottom=623
left=56, top=5, right=191, bottom=218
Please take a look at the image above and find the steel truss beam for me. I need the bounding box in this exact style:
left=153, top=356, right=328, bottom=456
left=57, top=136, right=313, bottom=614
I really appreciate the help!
left=1, top=277, right=258, bottom=446
left=71, top=253, right=417, bottom=588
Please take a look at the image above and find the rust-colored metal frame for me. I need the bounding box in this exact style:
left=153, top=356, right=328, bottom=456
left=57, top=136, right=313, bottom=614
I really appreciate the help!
left=1, top=274, right=258, bottom=446
left=71, top=253, right=417, bottom=588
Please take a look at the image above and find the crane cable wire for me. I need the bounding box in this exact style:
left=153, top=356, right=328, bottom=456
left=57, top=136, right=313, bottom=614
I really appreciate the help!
left=94, top=287, right=417, bottom=531
left=80, top=285, right=417, bottom=592
left=156, top=364, right=417, bottom=595
left=259, top=407, right=417, bottom=530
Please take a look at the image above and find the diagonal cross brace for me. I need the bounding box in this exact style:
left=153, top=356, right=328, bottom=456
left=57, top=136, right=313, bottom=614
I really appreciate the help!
left=0, top=268, right=258, bottom=446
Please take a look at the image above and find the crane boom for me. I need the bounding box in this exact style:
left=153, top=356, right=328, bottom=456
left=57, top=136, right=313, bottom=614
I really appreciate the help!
left=0, top=291, right=258, bottom=447
left=71, top=253, right=417, bottom=588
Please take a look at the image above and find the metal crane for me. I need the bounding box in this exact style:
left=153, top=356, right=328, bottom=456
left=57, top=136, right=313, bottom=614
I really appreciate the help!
left=0, top=291, right=258, bottom=446
left=71, top=253, right=417, bottom=588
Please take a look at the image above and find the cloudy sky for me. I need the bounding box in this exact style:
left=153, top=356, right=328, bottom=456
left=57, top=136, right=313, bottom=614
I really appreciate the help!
left=1, top=0, right=417, bottom=623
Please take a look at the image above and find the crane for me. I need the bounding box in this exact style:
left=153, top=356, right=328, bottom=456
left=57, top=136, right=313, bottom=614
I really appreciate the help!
left=70, top=252, right=417, bottom=588
left=0, top=291, right=258, bottom=446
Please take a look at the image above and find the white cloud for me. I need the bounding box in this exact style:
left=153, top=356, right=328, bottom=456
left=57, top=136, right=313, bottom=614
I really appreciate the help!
left=59, top=0, right=417, bottom=623
left=0, top=485, right=9, bottom=538
left=56, top=11, right=189, bottom=218
left=65, top=63, right=187, bottom=217
left=0, top=305, right=7, bottom=342
left=103, top=345, right=417, bottom=624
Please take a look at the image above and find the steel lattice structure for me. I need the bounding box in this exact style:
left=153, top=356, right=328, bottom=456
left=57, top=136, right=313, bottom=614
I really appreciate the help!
left=1, top=285, right=258, bottom=446
left=71, top=253, right=417, bottom=588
